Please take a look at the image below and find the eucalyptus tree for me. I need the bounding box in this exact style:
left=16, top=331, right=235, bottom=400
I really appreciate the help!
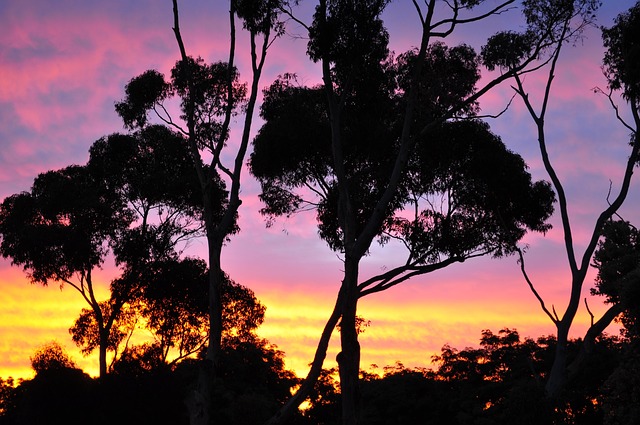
left=115, top=1, right=286, bottom=423
left=115, top=0, right=285, bottom=374
left=0, top=125, right=204, bottom=378
left=482, top=0, right=640, bottom=397
left=252, top=1, right=562, bottom=423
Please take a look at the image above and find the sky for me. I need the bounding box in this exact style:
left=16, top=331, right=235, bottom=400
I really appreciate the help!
left=1, top=0, right=639, bottom=380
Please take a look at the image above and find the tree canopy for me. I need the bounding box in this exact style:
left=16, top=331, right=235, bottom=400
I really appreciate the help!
left=0, top=125, right=211, bottom=378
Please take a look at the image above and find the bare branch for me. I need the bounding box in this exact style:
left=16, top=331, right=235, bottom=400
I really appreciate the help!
left=472, top=92, right=517, bottom=120
left=517, top=248, right=559, bottom=324
left=278, top=3, right=310, bottom=32
left=430, top=1, right=517, bottom=38
left=358, top=254, right=470, bottom=298
left=593, top=86, right=636, bottom=133
left=584, top=298, right=595, bottom=327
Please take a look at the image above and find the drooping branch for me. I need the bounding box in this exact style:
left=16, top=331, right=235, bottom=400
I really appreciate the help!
left=516, top=248, right=559, bottom=324
left=593, top=87, right=636, bottom=133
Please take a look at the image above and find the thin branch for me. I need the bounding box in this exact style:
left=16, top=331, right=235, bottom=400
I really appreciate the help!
left=303, top=180, right=327, bottom=200
left=430, top=1, right=517, bottom=37
left=379, top=229, right=413, bottom=254
left=153, top=104, right=188, bottom=135
left=277, top=3, right=310, bottom=32
left=358, top=255, right=469, bottom=298
left=472, top=92, right=516, bottom=120
left=516, top=248, right=559, bottom=324
left=552, top=305, right=560, bottom=323
left=593, top=86, right=635, bottom=133
left=412, top=0, right=425, bottom=25
left=584, top=298, right=594, bottom=327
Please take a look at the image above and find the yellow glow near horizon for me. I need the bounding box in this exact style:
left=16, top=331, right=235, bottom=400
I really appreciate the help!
left=0, top=262, right=620, bottom=382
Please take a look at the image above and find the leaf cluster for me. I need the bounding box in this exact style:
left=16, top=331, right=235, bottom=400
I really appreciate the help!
left=396, top=120, right=554, bottom=261
left=69, top=302, right=135, bottom=356
left=0, top=125, right=209, bottom=289
left=307, top=0, right=390, bottom=75
left=482, top=0, right=601, bottom=71
left=0, top=166, right=131, bottom=285
left=116, top=57, right=247, bottom=152
left=592, top=219, right=640, bottom=337
left=235, top=0, right=288, bottom=35
left=251, top=68, right=554, bottom=258
left=602, top=1, right=640, bottom=104
left=396, top=42, right=481, bottom=119
left=30, top=342, right=77, bottom=375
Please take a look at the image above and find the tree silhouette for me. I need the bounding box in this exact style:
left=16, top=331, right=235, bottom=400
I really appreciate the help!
left=0, top=126, right=204, bottom=378
left=592, top=220, right=640, bottom=423
left=482, top=0, right=640, bottom=397
left=122, top=258, right=267, bottom=367
left=0, top=165, right=131, bottom=379
left=114, top=2, right=286, bottom=422
left=255, top=1, right=561, bottom=423
left=30, top=342, right=77, bottom=375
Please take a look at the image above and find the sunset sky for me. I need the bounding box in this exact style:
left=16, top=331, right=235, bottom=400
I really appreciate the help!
left=1, top=0, right=638, bottom=380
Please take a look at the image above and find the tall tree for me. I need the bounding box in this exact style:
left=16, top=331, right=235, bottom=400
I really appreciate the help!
left=482, top=0, right=640, bottom=397
left=0, top=164, right=130, bottom=379
left=114, top=1, right=285, bottom=423
left=0, top=125, right=204, bottom=378
left=253, top=1, right=560, bottom=423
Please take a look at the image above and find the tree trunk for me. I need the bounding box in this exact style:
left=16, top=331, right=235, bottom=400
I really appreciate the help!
left=567, top=304, right=623, bottom=380
left=337, top=257, right=361, bottom=425
left=546, top=321, right=570, bottom=398
left=187, top=231, right=223, bottom=425
left=98, top=330, right=108, bottom=379
left=265, top=289, right=344, bottom=425
left=207, top=234, right=224, bottom=369
left=186, top=360, right=213, bottom=425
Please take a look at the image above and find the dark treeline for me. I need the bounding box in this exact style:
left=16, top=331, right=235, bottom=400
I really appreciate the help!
left=1, top=324, right=638, bottom=424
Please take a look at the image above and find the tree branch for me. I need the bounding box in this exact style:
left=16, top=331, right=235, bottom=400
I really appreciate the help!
left=516, top=248, right=559, bottom=324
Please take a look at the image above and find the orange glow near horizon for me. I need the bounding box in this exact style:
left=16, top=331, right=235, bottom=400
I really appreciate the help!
left=0, top=247, right=624, bottom=381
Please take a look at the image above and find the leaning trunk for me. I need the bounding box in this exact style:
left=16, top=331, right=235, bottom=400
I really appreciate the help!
left=567, top=304, right=623, bottom=379
left=265, top=289, right=345, bottom=425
